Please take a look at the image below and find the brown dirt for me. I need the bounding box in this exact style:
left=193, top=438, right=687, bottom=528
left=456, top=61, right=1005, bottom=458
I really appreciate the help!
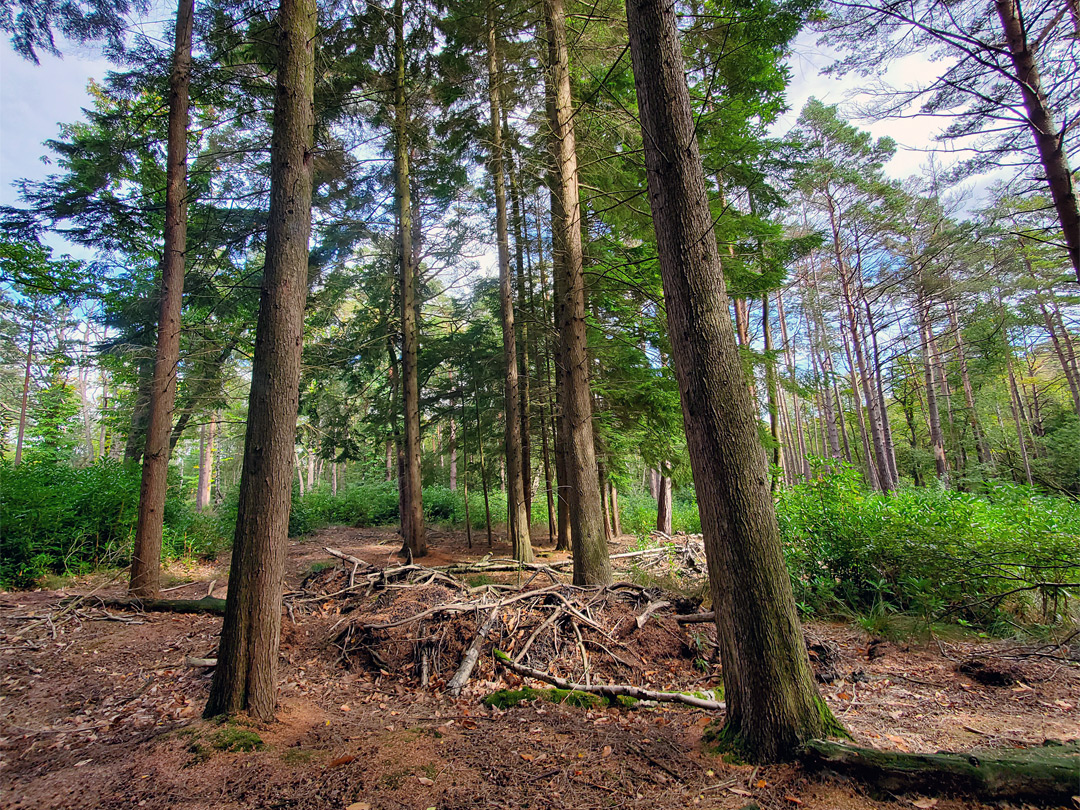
left=1, top=525, right=1076, bottom=810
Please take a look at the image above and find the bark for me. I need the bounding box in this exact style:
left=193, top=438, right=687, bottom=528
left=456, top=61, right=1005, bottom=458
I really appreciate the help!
left=13, top=306, right=36, bottom=466
left=948, top=300, right=992, bottom=465
left=763, top=294, right=782, bottom=489
left=487, top=9, right=532, bottom=563
left=204, top=0, right=314, bottom=720
left=196, top=418, right=214, bottom=512
left=507, top=129, right=533, bottom=522
left=459, top=393, right=472, bottom=548
left=656, top=472, right=672, bottom=535
left=543, top=0, right=611, bottom=585
left=395, top=0, right=425, bottom=559
left=129, top=0, right=194, bottom=598
left=918, top=293, right=949, bottom=484
left=777, top=290, right=811, bottom=479
left=449, top=414, right=457, bottom=490
left=474, top=379, right=494, bottom=548
left=610, top=484, right=621, bottom=537
left=843, top=321, right=880, bottom=490
left=995, top=0, right=1080, bottom=279
left=625, top=0, right=834, bottom=760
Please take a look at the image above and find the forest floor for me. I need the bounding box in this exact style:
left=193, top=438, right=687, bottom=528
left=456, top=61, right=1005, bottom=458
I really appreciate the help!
left=1, top=525, right=1077, bottom=810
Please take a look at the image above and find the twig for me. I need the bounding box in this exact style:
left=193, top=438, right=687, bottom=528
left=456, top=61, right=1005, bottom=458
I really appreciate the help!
left=446, top=604, right=504, bottom=696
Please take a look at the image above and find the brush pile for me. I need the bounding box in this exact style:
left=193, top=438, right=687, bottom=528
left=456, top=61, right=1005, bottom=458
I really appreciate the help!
left=286, top=545, right=722, bottom=703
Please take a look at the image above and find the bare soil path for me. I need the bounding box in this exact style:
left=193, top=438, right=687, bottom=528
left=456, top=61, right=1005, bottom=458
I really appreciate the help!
left=1, top=526, right=1075, bottom=810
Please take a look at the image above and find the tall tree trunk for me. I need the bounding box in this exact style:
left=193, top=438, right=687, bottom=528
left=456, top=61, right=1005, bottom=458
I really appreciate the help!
left=474, top=378, right=494, bottom=548
left=129, top=0, right=194, bottom=598
left=777, top=290, right=810, bottom=480
left=460, top=392, right=472, bottom=548
left=13, top=306, right=36, bottom=466
left=656, top=470, right=672, bottom=535
left=917, top=293, right=949, bottom=484
left=543, top=0, right=611, bottom=585
left=507, top=126, right=533, bottom=523
left=763, top=294, right=782, bottom=489
left=1006, top=350, right=1035, bottom=486
left=487, top=9, right=532, bottom=562
left=295, top=450, right=305, bottom=495
left=449, top=414, right=457, bottom=490
left=626, top=0, right=835, bottom=760
left=610, top=483, right=621, bottom=537
left=948, top=300, right=992, bottom=465
left=395, top=0, right=425, bottom=559
left=204, top=0, right=314, bottom=720
left=843, top=325, right=879, bottom=489
left=196, top=418, right=214, bottom=512
left=995, top=0, right=1080, bottom=279
left=864, top=300, right=899, bottom=485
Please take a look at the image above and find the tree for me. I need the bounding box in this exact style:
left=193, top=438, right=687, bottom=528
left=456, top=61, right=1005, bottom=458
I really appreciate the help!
left=128, top=0, right=194, bottom=599
left=625, top=0, right=839, bottom=761
left=0, top=0, right=145, bottom=61
left=543, top=0, right=611, bottom=586
left=486, top=6, right=532, bottom=563
left=204, top=0, right=315, bottom=719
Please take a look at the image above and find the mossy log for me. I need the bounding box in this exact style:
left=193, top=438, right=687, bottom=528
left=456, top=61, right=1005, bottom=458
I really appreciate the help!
left=802, top=738, right=1079, bottom=803
left=70, top=595, right=228, bottom=614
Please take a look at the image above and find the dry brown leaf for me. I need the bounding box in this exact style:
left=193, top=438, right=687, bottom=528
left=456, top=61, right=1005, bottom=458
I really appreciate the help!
left=729, top=787, right=752, bottom=796
left=755, top=779, right=767, bottom=789
left=327, top=754, right=355, bottom=768
left=911, top=799, right=938, bottom=809
left=601, top=745, right=612, bottom=758
left=345, top=802, right=370, bottom=810
left=784, top=796, right=803, bottom=805
left=417, top=776, right=434, bottom=786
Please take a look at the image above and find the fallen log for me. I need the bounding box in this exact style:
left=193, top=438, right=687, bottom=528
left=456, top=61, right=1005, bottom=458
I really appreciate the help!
left=801, top=738, right=1079, bottom=803
left=493, top=649, right=725, bottom=710
left=73, top=596, right=228, bottom=614
left=675, top=611, right=715, bottom=624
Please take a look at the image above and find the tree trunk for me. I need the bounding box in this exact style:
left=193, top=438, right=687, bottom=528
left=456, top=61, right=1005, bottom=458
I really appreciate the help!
left=625, top=0, right=835, bottom=761
left=487, top=9, right=532, bottom=563
left=474, top=378, right=494, bottom=547
left=948, top=300, right=992, bottom=465
left=843, top=322, right=880, bottom=490
left=995, top=0, right=1080, bottom=279
left=610, top=483, right=621, bottom=537
left=777, top=290, right=811, bottom=480
left=449, top=414, right=457, bottom=490
left=123, top=359, right=153, bottom=464
left=204, top=0, right=314, bottom=721
left=129, top=0, right=194, bottom=598
left=13, top=306, right=36, bottom=466
left=543, top=0, right=610, bottom=585
left=196, top=418, right=214, bottom=512
left=656, top=471, right=672, bottom=535
left=918, top=293, right=949, bottom=484
left=507, top=129, right=533, bottom=523
left=395, top=0, right=426, bottom=559
left=763, top=294, right=782, bottom=489
left=1006, top=350, right=1034, bottom=486
left=460, top=392, right=472, bottom=548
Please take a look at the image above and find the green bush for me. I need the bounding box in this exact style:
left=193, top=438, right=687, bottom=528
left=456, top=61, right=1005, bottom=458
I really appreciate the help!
left=776, top=465, right=1080, bottom=626
left=0, top=459, right=225, bottom=588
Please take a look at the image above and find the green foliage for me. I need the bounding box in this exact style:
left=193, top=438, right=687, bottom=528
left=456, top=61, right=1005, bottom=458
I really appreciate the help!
left=776, top=466, right=1080, bottom=627
left=0, top=459, right=226, bottom=588
left=617, top=490, right=702, bottom=536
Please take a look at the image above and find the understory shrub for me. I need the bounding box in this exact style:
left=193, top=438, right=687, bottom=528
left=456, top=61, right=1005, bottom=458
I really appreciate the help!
left=776, top=465, right=1080, bottom=627
left=0, top=460, right=224, bottom=588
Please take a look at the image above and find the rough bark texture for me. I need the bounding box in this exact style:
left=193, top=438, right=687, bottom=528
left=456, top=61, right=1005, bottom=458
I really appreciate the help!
left=543, top=0, right=610, bottom=585
left=656, top=472, right=672, bottom=535
left=196, top=417, right=214, bottom=511
left=995, top=0, right=1080, bottom=279
left=204, top=0, right=314, bottom=720
left=395, top=0, right=426, bottom=559
left=129, top=0, right=194, bottom=598
left=626, top=0, right=834, bottom=761
left=487, top=10, right=532, bottom=563
left=918, top=292, right=949, bottom=484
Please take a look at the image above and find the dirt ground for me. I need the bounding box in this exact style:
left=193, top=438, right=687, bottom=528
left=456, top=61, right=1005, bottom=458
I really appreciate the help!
left=1, top=525, right=1077, bottom=810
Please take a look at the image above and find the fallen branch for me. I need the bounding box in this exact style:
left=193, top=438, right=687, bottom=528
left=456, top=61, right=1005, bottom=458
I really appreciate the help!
left=75, top=596, right=228, bottom=614
left=446, top=604, right=503, bottom=696
left=493, top=649, right=725, bottom=710
left=674, top=611, right=715, bottom=624
left=324, top=547, right=373, bottom=569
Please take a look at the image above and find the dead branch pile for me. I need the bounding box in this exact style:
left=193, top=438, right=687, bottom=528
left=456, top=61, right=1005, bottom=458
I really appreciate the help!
left=286, top=547, right=720, bottom=702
